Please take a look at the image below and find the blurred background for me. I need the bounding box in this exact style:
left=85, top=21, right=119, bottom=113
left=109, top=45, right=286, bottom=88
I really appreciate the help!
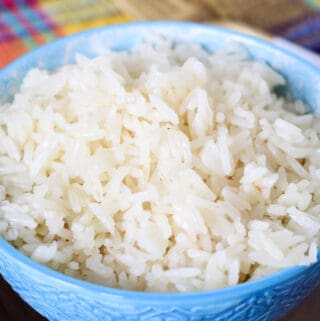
left=0, top=1, right=320, bottom=321
left=1, top=0, right=320, bottom=68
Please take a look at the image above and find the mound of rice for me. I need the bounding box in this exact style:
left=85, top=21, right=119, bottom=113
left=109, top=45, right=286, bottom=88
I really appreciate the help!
left=0, top=42, right=319, bottom=292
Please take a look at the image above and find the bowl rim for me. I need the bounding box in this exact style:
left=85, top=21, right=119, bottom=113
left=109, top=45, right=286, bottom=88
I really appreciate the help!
left=1, top=20, right=319, bottom=83
left=0, top=20, right=319, bottom=302
left=1, top=237, right=316, bottom=301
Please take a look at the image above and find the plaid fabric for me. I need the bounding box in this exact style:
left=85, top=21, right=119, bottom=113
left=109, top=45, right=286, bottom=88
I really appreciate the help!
left=0, top=0, right=130, bottom=68
left=0, top=0, right=62, bottom=68
left=0, top=0, right=319, bottom=69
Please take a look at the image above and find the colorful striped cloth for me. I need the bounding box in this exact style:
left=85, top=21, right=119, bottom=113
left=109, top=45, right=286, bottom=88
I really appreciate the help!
left=0, top=0, right=320, bottom=69
left=0, top=0, right=60, bottom=67
left=0, top=0, right=131, bottom=68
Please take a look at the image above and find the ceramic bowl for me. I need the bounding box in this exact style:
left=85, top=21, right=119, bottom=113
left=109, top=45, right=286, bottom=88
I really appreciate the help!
left=0, top=21, right=320, bottom=321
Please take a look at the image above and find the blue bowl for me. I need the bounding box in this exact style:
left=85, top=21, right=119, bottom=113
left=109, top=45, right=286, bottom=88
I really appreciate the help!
left=0, top=21, right=320, bottom=321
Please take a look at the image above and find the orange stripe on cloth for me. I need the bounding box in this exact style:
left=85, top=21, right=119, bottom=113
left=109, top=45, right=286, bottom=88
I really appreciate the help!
left=0, top=38, right=29, bottom=69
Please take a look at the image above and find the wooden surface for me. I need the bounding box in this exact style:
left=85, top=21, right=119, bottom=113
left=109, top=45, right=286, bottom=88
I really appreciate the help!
left=0, top=275, right=319, bottom=321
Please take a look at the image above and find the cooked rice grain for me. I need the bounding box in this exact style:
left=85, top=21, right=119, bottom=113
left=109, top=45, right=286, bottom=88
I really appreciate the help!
left=0, top=42, right=319, bottom=292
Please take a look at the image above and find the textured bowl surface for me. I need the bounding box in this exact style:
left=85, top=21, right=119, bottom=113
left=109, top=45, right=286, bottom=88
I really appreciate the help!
left=0, top=21, right=320, bottom=321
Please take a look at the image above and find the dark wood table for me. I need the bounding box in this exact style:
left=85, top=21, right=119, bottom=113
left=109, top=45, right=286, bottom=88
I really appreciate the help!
left=0, top=275, right=319, bottom=321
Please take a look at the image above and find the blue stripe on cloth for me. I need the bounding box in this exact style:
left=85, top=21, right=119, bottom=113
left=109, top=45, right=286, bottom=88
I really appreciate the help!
left=0, top=10, right=28, bottom=37
left=20, top=6, right=52, bottom=32
left=284, top=17, right=320, bottom=41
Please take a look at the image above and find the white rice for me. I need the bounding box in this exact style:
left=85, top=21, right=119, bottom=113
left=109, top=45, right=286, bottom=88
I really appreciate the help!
left=0, top=41, right=319, bottom=292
